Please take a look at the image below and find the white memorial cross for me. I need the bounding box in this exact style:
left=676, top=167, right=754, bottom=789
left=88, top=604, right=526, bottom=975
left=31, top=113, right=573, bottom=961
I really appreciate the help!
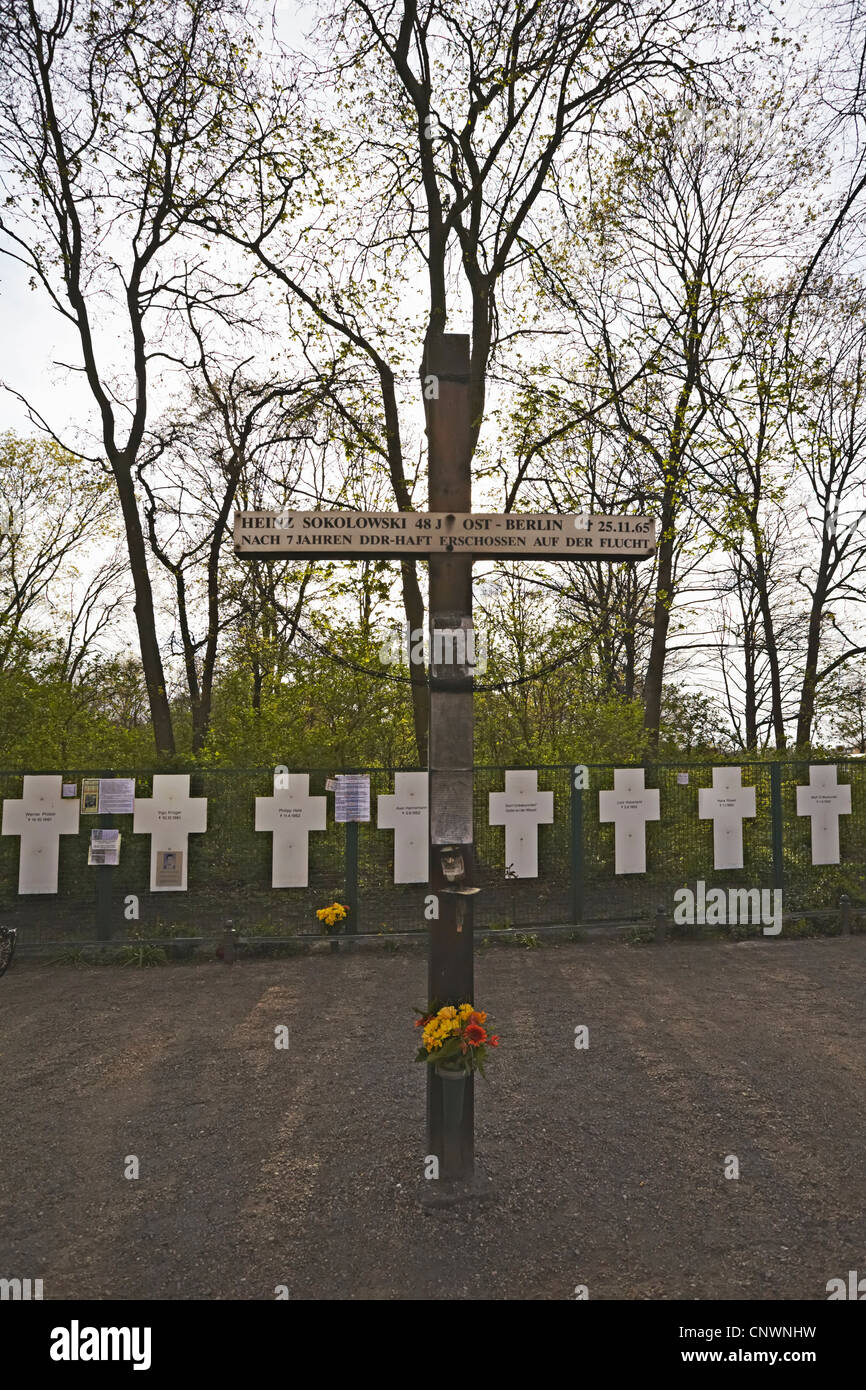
left=133, top=774, right=207, bottom=892
left=255, top=772, right=327, bottom=888
left=698, top=767, right=756, bottom=870
left=598, top=769, right=660, bottom=875
left=488, top=770, right=554, bottom=879
left=378, top=772, right=429, bottom=883
left=1, top=774, right=80, bottom=894
left=796, top=765, right=851, bottom=865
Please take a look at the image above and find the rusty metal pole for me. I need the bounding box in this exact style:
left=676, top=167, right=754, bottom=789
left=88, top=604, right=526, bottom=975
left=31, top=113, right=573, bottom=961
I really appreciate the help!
left=425, top=333, right=475, bottom=1180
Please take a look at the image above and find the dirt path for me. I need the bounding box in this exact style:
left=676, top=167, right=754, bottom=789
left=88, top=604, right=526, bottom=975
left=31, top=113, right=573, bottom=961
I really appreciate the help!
left=1, top=937, right=864, bottom=1300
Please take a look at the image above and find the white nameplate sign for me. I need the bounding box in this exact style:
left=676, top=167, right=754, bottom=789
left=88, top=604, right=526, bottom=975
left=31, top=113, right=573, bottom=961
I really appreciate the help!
left=133, top=774, right=207, bottom=892
left=2, top=774, right=80, bottom=894
left=488, top=770, right=554, bottom=878
left=796, top=765, right=851, bottom=865
left=698, top=767, right=756, bottom=870
left=378, top=772, right=429, bottom=883
left=255, top=773, right=327, bottom=888
left=598, top=769, right=660, bottom=875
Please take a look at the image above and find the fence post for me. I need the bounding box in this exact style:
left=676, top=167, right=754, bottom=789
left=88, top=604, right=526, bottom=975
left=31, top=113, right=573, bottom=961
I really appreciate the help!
left=654, top=903, right=667, bottom=945
left=95, top=802, right=115, bottom=943
left=770, top=762, right=784, bottom=896
left=840, top=893, right=851, bottom=937
left=570, top=770, right=584, bottom=926
left=221, top=919, right=237, bottom=964
left=344, top=820, right=360, bottom=934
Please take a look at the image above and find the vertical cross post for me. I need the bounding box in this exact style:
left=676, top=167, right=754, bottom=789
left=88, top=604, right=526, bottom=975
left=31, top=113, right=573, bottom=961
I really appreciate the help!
left=770, top=761, right=784, bottom=891
left=95, top=811, right=115, bottom=941
left=570, top=771, right=584, bottom=926
left=840, top=893, right=851, bottom=937
left=344, top=819, right=360, bottom=934
left=425, top=333, right=475, bottom=1181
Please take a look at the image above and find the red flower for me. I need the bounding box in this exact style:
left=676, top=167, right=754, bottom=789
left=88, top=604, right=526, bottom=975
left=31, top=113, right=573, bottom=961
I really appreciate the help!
left=489, top=1035, right=500, bottom=1046
left=464, top=1022, right=487, bottom=1046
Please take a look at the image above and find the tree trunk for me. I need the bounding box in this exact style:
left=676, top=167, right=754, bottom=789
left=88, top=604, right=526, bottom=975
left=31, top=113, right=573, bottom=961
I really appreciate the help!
left=752, top=540, right=786, bottom=750
left=643, top=495, right=675, bottom=747
left=113, top=462, right=175, bottom=756
left=191, top=692, right=212, bottom=756
left=796, top=581, right=827, bottom=747
left=743, top=620, right=758, bottom=749
left=400, top=558, right=429, bottom=765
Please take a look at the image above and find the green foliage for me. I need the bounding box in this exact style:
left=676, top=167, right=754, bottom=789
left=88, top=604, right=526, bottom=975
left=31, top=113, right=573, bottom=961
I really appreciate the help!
left=0, top=658, right=157, bottom=768
left=782, top=917, right=819, bottom=939
left=201, top=636, right=418, bottom=769
left=45, top=946, right=91, bottom=967
left=724, top=919, right=763, bottom=941
left=625, top=926, right=656, bottom=946
left=115, top=938, right=168, bottom=968
left=658, top=689, right=729, bottom=756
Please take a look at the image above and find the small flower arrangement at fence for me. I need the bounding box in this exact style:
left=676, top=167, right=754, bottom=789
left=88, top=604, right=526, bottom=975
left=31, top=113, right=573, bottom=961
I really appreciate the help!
left=316, top=901, right=349, bottom=934
left=414, top=1001, right=499, bottom=1076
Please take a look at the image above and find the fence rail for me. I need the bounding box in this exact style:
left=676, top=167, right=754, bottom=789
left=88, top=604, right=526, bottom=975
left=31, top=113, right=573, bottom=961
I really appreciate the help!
left=1, top=762, right=864, bottom=945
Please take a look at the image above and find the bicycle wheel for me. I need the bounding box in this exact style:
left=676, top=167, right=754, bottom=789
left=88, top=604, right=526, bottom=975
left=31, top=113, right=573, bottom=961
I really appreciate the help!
left=0, top=928, right=16, bottom=978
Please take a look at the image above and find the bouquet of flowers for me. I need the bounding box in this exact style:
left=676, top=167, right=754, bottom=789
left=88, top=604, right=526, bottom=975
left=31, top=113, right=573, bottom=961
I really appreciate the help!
left=316, top=901, right=349, bottom=934
left=414, top=1001, right=499, bottom=1076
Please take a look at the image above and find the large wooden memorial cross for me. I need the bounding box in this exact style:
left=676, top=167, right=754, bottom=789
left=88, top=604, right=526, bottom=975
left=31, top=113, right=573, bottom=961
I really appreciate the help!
left=234, top=333, right=656, bottom=1183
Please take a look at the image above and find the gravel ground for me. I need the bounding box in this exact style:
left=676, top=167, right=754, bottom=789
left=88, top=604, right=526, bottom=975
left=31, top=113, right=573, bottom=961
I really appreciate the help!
left=1, top=936, right=864, bottom=1301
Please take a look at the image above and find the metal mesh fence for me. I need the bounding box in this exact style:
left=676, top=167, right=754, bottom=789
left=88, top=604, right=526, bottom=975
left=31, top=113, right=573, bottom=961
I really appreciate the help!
left=581, top=764, right=776, bottom=922
left=1, top=761, right=863, bottom=946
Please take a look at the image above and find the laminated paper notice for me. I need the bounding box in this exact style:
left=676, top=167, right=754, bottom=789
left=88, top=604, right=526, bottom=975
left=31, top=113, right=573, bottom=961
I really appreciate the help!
left=335, top=775, right=371, bottom=823
left=155, top=849, right=183, bottom=888
left=97, top=778, right=135, bottom=815
left=81, top=778, right=100, bottom=814
left=88, top=829, right=121, bottom=866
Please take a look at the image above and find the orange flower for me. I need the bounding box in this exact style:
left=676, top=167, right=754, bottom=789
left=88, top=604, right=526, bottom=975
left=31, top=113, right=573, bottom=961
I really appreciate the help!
left=464, top=1022, right=487, bottom=1046
left=468, top=1010, right=487, bottom=1025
